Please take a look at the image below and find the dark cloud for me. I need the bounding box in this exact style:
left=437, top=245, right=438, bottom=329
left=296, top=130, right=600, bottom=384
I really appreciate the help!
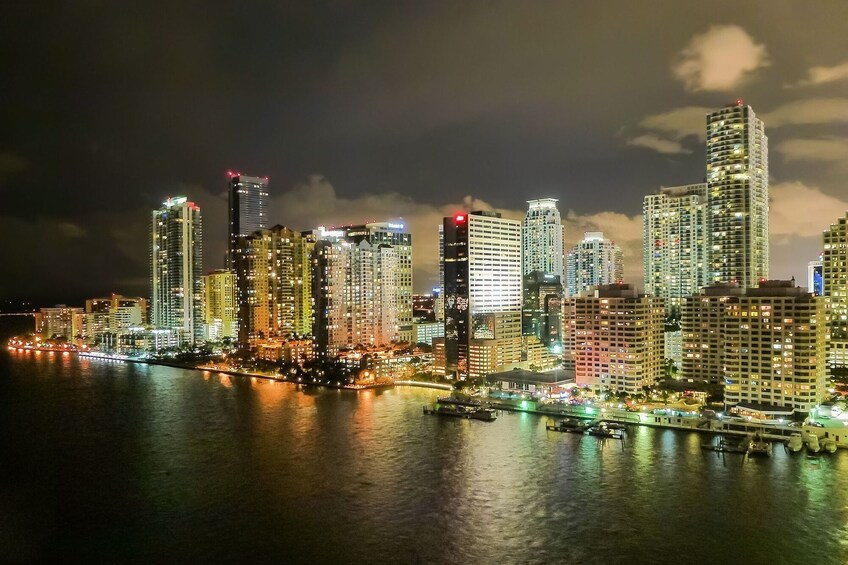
left=1, top=1, right=847, bottom=302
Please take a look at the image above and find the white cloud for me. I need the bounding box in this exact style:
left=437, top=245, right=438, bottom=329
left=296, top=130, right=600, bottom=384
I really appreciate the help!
left=762, top=98, right=848, bottom=127
left=770, top=181, right=848, bottom=240
left=638, top=106, right=712, bottom=141
left=626, top=134, right=691, bottom=155
left=775, top=137, right=848, bottom=165
left=672, top=25, right=769, bottom=92
left=787, top=61, right=848, bottom=88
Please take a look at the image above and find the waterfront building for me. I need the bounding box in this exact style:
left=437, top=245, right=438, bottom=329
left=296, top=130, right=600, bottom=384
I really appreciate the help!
left=643, top=183, right=709, bottom=313
left=342, top=222, right=413, bottom=344
left=255, top=337, right=314, bottom=365
left=442, top=211, right=522, bottom=378
left=84, top=295, right=148, bottom=348
left=34, top=306, right=84, bottom=341
left=150, top=196, right=204, bottom=343
left=823, top=212, right=848, bottom=369
left=116, top=327, right=181, bottom=356
left=312, top=234, right=400, bottom=357
left=563, top=283, right=664, bottom=395
left=523, top=198, right=564, bottom=281
left=706, top=101, right=769, bottom=288
left=234, top=225, right=312, bottom=346
left=665, top=330, right=683, bottom=369
left=228, top=172, right=269, bottom=267
left=202, top=270, right=238, bottom=341
left=566, top=232, right=623, bottom=297
left=808, top=259, right=823, bottom=297
left=682, top=281, right=826, bottom=414
left=681, top=283, right=744, bottom=385
left=522, top=271, right=563, bottom=350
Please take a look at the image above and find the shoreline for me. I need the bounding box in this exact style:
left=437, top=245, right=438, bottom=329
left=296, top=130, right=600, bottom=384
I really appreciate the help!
left=8, top=344, right=847, bottom=449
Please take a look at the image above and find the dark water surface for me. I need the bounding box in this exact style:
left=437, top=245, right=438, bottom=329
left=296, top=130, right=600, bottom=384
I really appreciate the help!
left=1, top=321, right=847, bottom=564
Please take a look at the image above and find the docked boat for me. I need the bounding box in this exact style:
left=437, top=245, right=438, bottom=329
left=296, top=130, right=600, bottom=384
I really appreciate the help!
left=587, top=422, right=623, bottom=439
left=423, top=403, right=496, bottom=422
left=805, top=433, right=821, bottom=454
left=546, top=418, right=587, bottom=433
left=787, top=433, right=804, bottom=453
left=821, top=438, right=838, bottom=454
left=747, top=433, right=772, bottom=457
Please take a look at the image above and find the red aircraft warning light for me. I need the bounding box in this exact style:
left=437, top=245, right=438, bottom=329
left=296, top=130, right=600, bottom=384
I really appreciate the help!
left=454, top=214, right=466, bottom=223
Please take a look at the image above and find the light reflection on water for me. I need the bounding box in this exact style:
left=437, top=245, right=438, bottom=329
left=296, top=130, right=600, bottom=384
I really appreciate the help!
left=1, top=347, right=847, bottom=564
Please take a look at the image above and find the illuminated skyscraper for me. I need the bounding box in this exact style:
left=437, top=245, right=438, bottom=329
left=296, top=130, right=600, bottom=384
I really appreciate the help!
left=228, top=173, right=269, bottom=266
left=808, top=259, right=823, bottom=297
left=566, top=232, right=623, bottom=297
left=823, top=212, right=848, bottom=368
left=441, top=211, right=522, bottom=378
left=643, top=183, right=709, bottom=311
left=706, top=101, right=769, bottom=288
left=234, top=226, right=312, bottom=346
left=150, top=196, right=204, bottom=343
left=202, top=270, right=238, bottom=341
left=523, top=198, right=564, bottom=281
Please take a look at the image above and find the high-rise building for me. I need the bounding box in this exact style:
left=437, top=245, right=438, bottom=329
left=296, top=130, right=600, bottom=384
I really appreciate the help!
left=523, top=199, right=564, bottom=281
left=823, top=212, right=848, bottom=369
left=342, top=222, right=413, bottom=344
left=228, top=173, right=269, bottom=266
left=84, top=295, right=148, bottom=348
left=442, top=211, right=522, bottom=378
left=706, top=101, right=769, bottom=288
left=643, top=183, right=709, bottom=312
left=683, top=281, right=826, bottom=414
left=566, top=232, right=623, bottom=297
left=34, top=306, right=85, bottom=340
left=234, top=226, right=312, bottom=346
left=563, top=284, right=664, bottom=395
left=522, top=271, right=563, bottom=350
left=312, top=235, right=400, bottom=357
left=808, top=259, right=823, bottom=297
left=150, top=196, right=204, bottom=343
left=202, top=270, right=238, bottom=341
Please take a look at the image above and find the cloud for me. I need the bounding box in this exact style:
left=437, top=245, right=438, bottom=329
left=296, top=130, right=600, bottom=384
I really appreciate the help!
left=762, top=98, right=848, bottom=127
left=775, top=137, right=848, bottom=167
left=770, top=181, right=848, bottom=241
left=638, top=106, right=712, bottom=141
left=626, top=134, right=691, bottom=155
left=671, top=25, right=769, bottom=92
left=787, top=61, right=848, bottom=88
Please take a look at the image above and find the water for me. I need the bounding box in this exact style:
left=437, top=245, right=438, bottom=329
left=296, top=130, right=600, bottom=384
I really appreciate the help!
left=2, top=320, right=847, bottom=564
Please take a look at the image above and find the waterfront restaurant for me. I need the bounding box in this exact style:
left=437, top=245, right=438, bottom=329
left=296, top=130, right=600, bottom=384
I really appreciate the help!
left=486, top=368, right=576, bottom=399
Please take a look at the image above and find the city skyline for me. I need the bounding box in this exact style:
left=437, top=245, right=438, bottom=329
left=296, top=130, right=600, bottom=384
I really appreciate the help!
left=3, top=3, right=848, bottom=304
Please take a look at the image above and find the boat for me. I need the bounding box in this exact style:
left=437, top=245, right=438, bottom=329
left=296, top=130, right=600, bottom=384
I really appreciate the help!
left=587, top=422, right=622, bottom=439
left=805, top=433, right=821, bottom=454
left=747, top=433, right=772, bottom=457
left=821, top=438, right=838, bottom=454
left=546, top=418, right=587, bottom=433
left=786, top=433, right=803, bottom=453
left=423, top=403, right=496, bottom=422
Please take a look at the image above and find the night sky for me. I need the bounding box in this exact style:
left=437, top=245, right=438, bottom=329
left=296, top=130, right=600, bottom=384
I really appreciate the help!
left=2, top=1, right=847, bottom=304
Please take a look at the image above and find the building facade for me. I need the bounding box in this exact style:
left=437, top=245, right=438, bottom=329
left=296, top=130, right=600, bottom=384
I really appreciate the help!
left=643, top=183, right=709, bottom=312
left=706, top=101, right=769, bottom=288
left=683, top=281, right=826, bottom=414
left=522, top=271, right=563, bottom=350
left=234, top=226, right=311, bottom=346
left=34, top=306, right=84, bottom=340
left=566, top=232, right=623, bottom=297
left=228, top=173, right=269, bottom=266
left=202, top=270, right=238, bottom=341
left=563, top=284, right=664, bottom=395
left=150, top=196, right=204, bottom=343
left=523, top=198, right=564, bottom=281
left=823, top=213, right=848, bottom=369
left=442, top=211, right=522, bottom=378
